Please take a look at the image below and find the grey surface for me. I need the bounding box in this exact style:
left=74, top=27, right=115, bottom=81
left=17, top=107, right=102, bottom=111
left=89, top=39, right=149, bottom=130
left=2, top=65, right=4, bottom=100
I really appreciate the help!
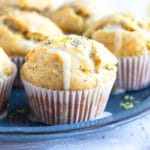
left=0, top=113, right=149, bottom=150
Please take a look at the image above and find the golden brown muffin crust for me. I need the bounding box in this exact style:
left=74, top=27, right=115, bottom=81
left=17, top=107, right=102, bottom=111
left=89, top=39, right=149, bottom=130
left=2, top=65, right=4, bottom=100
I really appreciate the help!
left=84, top=15, right=150, bottom=57
left=51, top=3, right=92, bottom=35
left=21, top=35, right=117, bottom=90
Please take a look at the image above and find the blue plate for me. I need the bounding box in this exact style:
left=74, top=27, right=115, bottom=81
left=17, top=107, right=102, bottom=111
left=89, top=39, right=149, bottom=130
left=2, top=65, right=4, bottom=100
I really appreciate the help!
left=0, top=87, right=149, bottom=142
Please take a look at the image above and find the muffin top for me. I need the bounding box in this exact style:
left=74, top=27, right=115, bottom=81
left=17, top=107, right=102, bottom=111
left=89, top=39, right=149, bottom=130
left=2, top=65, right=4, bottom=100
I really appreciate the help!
left=0, top=9, right=63, bottom=56
left=123, top=13, right=150, bottom=32
left=0, top=47, right=14, bottom=77
left=84, top=14, right=150, bottom=57
left=51, top=0, right=115, bottom=35
left=0, top=0, right=52, bottom=12
left=21, top=35, right=117, bottom=90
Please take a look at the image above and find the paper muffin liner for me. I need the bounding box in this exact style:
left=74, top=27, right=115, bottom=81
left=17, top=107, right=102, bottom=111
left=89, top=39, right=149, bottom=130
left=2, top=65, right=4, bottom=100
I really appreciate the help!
left=0, top=64, right=17, bottom=116
left=10, top=56, right=25, bottom=88
left=115, top=54, right=150, bottom=92
left=22, top=75, right=116, bottom=125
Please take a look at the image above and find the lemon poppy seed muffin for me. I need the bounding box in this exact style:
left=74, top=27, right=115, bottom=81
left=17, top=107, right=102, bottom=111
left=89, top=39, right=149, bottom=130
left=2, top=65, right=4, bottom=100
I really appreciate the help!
left=84, top=14, right=150, bottom=57
left=51, top=0, right=115, bottom=35
left=84, top=14, right=150, bottom=91
left=22, top=35, right=117, bottom=90
left=0, top=9, right=63, bottom=56
left=51, top=3, right=93, bottom=34
left=21, top=35, right=117, bottom=124
left=0, top=8, right=63, bottom=87
left=0, top=47, right=16, bottom=114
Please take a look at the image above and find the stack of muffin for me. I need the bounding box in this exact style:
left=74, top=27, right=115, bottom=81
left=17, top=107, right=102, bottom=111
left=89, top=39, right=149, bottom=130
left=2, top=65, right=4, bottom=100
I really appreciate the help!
left=0, top=0, right=149, bottom=125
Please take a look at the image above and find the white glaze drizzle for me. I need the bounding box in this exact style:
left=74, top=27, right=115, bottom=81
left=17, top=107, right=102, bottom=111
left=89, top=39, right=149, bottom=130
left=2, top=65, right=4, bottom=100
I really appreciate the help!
left=47, top=49, right=71, bottom=90
left=103, top=24, right=122, bottom=32
left=20, top=39, right=34, bottom=46
left=114, top=27, right=122, bottom=55
left=103, top=24, right=122, bottom=55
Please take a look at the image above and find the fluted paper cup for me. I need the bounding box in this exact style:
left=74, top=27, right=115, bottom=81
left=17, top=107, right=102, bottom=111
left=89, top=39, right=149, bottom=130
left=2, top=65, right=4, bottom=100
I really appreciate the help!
left=115, top=54, right=150, bottom=92
left=11, top=56, right=25, bottom=88
left=0, top=64, right=17, bottom=115
left=22, top=75, right=116, bottom=125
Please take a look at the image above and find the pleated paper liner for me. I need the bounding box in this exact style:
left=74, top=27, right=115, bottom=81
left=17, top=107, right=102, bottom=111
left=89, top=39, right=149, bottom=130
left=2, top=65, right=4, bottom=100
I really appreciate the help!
left=115, top=54, right=150, bottom=92
left=0, top=64, right=17, bottom=117
left=22, top=75, right=116, bottom=125
left=11, top=57, right=25, bottom=88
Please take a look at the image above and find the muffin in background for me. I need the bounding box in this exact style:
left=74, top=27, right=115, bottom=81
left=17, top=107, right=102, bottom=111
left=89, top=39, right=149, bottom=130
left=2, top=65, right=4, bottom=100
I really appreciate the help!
left=123, top=12, right=150, bottom=32
left=51, top=0, right=115, bottom=35
left=0, top=8, right=63, bottom=87
left=0, top=47, right=16, bottom=116
left=84, top=14, right=150, bottom=91
left=21, top=35, right=117, bottom=125
left=0, top=0, right=53, bottom=16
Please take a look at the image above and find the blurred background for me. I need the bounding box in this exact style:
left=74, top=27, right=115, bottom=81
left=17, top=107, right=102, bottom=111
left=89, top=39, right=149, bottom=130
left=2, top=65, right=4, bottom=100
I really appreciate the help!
left=52, top=0, right=150, bottom=17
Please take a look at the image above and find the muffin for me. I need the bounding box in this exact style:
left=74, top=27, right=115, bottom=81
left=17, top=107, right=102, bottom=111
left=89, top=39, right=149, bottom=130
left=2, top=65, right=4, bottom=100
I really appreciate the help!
left=0, top=8, right=63, bottom=87
left=21, top=35, right=117, bottom=125
left=51, top=0, right=115, bottom=35
left=0, top=0, right=53, bottom=16
left=84, top=14, right=150, bottom=91
left=0, top=47, right=16, bottom=116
